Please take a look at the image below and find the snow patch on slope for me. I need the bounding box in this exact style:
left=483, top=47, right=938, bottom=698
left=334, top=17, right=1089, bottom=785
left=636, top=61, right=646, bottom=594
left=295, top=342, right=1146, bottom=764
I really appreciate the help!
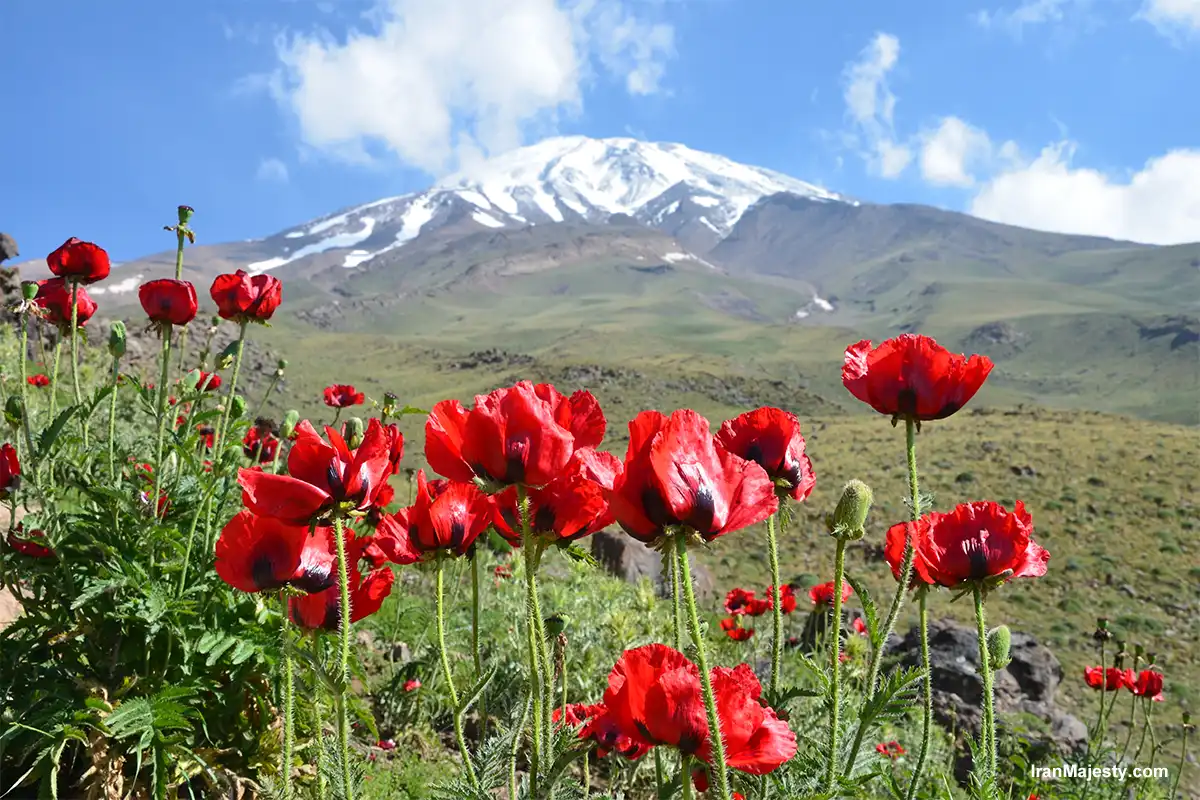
left=250, top=217, right=378, bottom=273
left=91, top=275, right=143, bottom=295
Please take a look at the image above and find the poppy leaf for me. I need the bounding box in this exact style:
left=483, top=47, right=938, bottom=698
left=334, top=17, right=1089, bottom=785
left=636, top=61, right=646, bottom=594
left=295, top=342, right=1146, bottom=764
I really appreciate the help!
left=843, top=572, right=879, bottom=647
left=457, top=665, right=498, bottom=716
left=397, top=404, right=429, bottom=416
left=559, top=542, right=598, bottom=567
left=37, top=406, right=78, bottom=457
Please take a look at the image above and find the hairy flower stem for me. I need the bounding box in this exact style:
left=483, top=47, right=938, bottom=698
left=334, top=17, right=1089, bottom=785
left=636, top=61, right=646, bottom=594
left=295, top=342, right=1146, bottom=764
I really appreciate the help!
left=68, top=280, right=88, bottom=446
left=1169, top=719, right=1189, bottom=800
left=654, top=749, right=667, bottom=799
left=213, top=321, right=248, bottom=456
left=332, top=517, right=356, bottom=800
left=906, top=588, right=933, bottom=800
left=680, top=755, right=694, bottom=800
left=510, top=692, right=532, bottom=800
left=49, top=340, right=61, bottom=419
left=825, top=537, right=848, bottom=792
left=107, top=357, right=120, bottom=479
left=437, top=559, right=480, bottom=788
left=766, top=510, right=783, bottom=697
left=677, top=534, right=732, bottom=800
left=973, top=585, right=997, bottom=782
left=666, top=546, right=684, bottom=651
left=845, top=418, right=920, bottom=774
left=518, top=487, right=544, bottom=795
left=581, top=751, right=590, bottom=798
left=17, top=315, right=36, bottom=464
left=471, top=551, right=488, bottom=745
left=151, top=325, right=174, bottom=524
left=279, top=592, right=295, bottom=798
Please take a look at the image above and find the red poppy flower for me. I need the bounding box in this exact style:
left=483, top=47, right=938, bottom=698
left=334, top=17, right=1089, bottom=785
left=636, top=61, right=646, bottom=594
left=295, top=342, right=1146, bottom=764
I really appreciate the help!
left=1084, top=667, right=1128, bottom=691
left=6, top=526, right=53, bottom=558
left=138, top=279, right=198, bottom=326
left=767, top=584, right=797, bottom=614
left=716, top=407, right=815, bottom=502
left=493, top=563, right=513, bottom=584
left=26, top=374, right=50, bottom=388
left=323, top=384, right=365, bottom=408
left=720, top=617, right=754, bottom=641
left=555, top=703, right=650, bottom=760
left=372, top=470, right=493, bottom=562
left=0, top=443, right=19, bottom=499
left=692, top=768, right=710, bottom=793
left=425, top=381, right=605, bottom=487
left=1127, top=669, right=1164, bottom=701
left=196, top=371, right=222, bottom=391
left=490, top=448, right=622, bottom=542
left=403, top=679, right=421, bottom=692
left=46, top=237, right=110, bottom=284
left=725, top=588, right=758, bottom=616
left=853, top=617, right=868, bottom=636
left=243, top=427, right=280, bottom=463
left=141, top=489, right=170, bottom=517
left=745, top=598, right=771, bottom=617
left=608, top=409, right=778, bottom=544
left=886, top=501, right=1048, bottom=589
left=842, top=334, right=994, bottom=423
left=876, top=741, right=906, bottom=759
left=378, top=738, right=397, bottom=750
left=239, top=418, right=392, bottom=525
left=288, top=533, right=394, bottom=630
left=210, top=269, right=282, bottom=323
left=214, top=510, right=336, bottom=594
left=700, top=663, right=796, bottom=774
left=808, top=580, right=852, bottom=607
left=35, top=278, right=97, bottom=327
left=196, top=424, right=215, bottom=450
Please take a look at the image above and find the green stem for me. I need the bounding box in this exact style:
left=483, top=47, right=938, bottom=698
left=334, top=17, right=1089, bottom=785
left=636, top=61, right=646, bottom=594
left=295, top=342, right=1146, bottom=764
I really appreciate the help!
left=49, top=338, right=61, bottom=419
left=251, top=371, right=281, bottom=423
left=826, top=537, right=847, bottom=791
left=471, top=550, right=487, bottom=745
left=845, top=418, right=920, bottom=775
left=175, top=327, right=189, bottom=373
left=68, top=280, right=87, bottom=446
left=213, top=321, right=248, bottom=457
left=973, top=584, right=997, bottom=782
left=582, top=751, right=590, bottom=798
left=107, top=357, right=120, bottom=479
left=510, top=692, right=531, bottom=800
left=151, top=324, right=173, bottom=523
left=906, top=588, right=933, bottom=800
left=176, top=482, right=216, bottom=598
left=1169, top=719, right=1189, bottom=800
left=437, top=559, right=479, bottom=787
left=677, top=534, right=731, bottom=800
left=518, top=487, right=543, bottom=796
left=680, top=754, right=694, bottom=800
left=17, top=314, right=35, bottom=464
left=766, top=510, right=783, bottom=697
left=332, top=517, right=356, bottom=800
left=280, top=592, right=294, bottom=798
left=666, top=546, right=684, bottom=651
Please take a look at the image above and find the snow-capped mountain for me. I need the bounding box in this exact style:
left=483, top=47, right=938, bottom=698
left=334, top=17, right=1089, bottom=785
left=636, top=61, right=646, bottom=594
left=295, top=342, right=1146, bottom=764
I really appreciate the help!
left=247, top=136, right=854, bottom=274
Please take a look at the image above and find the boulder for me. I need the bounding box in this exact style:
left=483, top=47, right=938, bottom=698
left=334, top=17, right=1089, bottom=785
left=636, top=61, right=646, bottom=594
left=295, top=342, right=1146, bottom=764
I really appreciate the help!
left=888, top=618, right=1087, bottom=777
left=590, top=529, right=715, bottom=601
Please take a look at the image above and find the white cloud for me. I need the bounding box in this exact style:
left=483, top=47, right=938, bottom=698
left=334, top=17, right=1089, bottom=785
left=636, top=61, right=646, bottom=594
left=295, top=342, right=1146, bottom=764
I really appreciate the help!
left=919, top=117, right=997, bottom=187
left=269, top=0, right=675, bottom=174
left=969, top=143, right=1200, bottom=244
left=1138, top=0, right=1200, bottom=34
left=256, top=157, right=290, bottom=183
left=973, top=0, right=1077, bottom=34
left=842, top=32, right=912, bottom=178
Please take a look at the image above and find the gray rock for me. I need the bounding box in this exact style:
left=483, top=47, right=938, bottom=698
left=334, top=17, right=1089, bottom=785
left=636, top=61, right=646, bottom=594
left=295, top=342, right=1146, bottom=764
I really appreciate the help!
left=590, top=529, right=714, bottom=601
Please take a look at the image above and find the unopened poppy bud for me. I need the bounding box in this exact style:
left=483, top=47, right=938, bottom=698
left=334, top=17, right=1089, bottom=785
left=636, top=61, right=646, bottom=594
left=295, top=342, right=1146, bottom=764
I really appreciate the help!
left=988, top=625, right=1012, bottom=670
left=229, top=395, right=246, bottom=420
left=1134, top=643, right=1144, bottom=657
left=281, top=410, right=299, bottom=439
left=344, top=417, right=365, bottom=448
left=277, top=358, right=288, bottom=371
left=1183, top=712, right=1193, bottom=731
left=180, top=369, right=201, bottom=392
left=4, top=396, right=22, bottom=428
left=383, top=392, right=398, bottom=412
left=177, top=205, right=194, bottom=225
left=1097, top=617, right=1109, bottom=631
left=828, top=479, right=873, bottom=540
left=1147, top=652, right=1157, bottom=666
left=20, top=281, right=38, bottom=301
left=108, top=321, right=126, bottom=359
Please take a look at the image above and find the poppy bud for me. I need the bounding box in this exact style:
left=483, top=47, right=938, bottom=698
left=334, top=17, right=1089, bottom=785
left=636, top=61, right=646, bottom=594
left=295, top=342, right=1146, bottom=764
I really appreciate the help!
left=177, top=205, right=194, bottom=225
left=988, top=625, right=1012, bottom=670
left=277, top=358, right=288, bottom=371
left=281, top=410, right=299, bottom=440
left=108, top=321, right=126, bottom=359
left=382, top=392, right=398, bottom=414
left=544, top=614, right=567, bottom=637
left=21, top=281, right=38, bottom=301
left=4, top=396, right=22, bottom=429
left=828, top=479, right=873, bottom=541
left=1134, top=643, right=1144, bottom=658
left=344, top=417, right=365, bottom=448
left=230, top=395, right=246, bottom=420
left=1147, top=652, right=1157, bottom=667
left=180, top=369, right=201, bottom=392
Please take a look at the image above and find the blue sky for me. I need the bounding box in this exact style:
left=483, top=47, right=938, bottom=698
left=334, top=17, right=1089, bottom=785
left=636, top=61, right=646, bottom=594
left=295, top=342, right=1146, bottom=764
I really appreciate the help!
left=2, top=0, right=1199, bottom=261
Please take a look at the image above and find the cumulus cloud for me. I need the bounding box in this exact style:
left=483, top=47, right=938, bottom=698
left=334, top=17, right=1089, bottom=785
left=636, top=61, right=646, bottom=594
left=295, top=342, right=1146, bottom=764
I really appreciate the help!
left=267, top=0, right=675, bottom=174
left=1138, top=0, right=1200, bottom=34
left=256, top=157, right=290, bottom=183
left=973, top=0, right=1078, bottom=34
left=842, top=32, right=912, bottom=178
left=918, top=117, right=998, bottom=187
left=969, top=144, right=1200, bottom=245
